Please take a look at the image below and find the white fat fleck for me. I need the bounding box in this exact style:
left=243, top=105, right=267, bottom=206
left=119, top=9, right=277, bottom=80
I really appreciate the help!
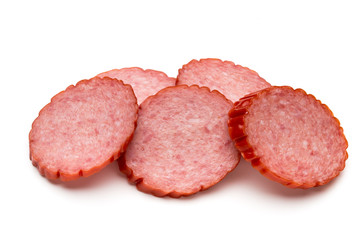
left=188, top=118, right=201, bottom=124
left=312, top=145, right=318, bottom=151
left=279, top=100, right=287, bottom=105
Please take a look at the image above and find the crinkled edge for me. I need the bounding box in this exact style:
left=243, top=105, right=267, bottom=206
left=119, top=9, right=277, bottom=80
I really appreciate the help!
left=97, top=67, right=176, bottom=84
left=176, top=58, right=271, bottom=89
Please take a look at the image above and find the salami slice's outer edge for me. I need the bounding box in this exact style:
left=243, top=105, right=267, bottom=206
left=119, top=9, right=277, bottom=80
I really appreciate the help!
left=176, top=58, right=271, bottom=103
left=119, top=84, right=241, bottom=198
left=118, top=157, right=193, bottom=198
left=176, top=58, right=264, bottom=85
left=228, top=86, right=348, bottom=189
left=96, top=67, right=176, bottom=104
left=98, top=67, right=175, bottom=81
left=29, top=77, right=138, bottom=181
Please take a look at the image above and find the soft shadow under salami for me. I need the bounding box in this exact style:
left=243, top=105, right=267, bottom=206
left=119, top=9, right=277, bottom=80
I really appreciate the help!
left=225, top=158, right=339, bottom=198
left=46, top=158, right=340, bottom=198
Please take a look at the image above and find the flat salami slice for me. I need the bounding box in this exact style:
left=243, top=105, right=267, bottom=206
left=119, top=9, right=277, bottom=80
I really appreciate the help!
left=228, top=86, right=348, bottom=188
left=177, top=58, right=271, bottom=102
left=120, top=85, right=240, bottom=197
left=29, top=77, right=138, bottom=181
left=97, top=67, right=176, bottom=104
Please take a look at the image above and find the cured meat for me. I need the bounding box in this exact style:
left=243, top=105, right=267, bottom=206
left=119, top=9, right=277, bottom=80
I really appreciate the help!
left=29, top=77, right=138, bottom=181
left=97, top=67, right=176, bottom=104
left=177, top=58, right=271, bottom=102
left=228, top=86, right=348, bottom=188
left=120, top=85, right=240, bottom=197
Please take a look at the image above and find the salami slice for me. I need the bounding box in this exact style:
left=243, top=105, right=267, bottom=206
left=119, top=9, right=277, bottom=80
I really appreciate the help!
left=228, top=86, right=348, bottom=188
left=97, top=67, right=176, bottom=104
left=120, top=85, right=240, bottom=197
left=177, top=58, right=271, bottom=102
left=29, top=77, right=138, bottom=181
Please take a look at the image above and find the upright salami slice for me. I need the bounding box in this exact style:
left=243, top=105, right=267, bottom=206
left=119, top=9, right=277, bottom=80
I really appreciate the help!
left=120, top=85, right=240, bottom=197
left=97, top=67, right=176, bottom=104
left=228, top=86, right=348, bottom=188
left=29, top=77, right=138, bottom=181
left=177, top=58, right=271, bottom=102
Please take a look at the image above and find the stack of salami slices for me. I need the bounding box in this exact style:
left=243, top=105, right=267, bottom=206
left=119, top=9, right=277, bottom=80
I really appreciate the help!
left=29, top=58, right=348, bottom=197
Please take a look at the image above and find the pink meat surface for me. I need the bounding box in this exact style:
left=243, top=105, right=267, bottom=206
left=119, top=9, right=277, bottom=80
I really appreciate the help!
left=228, top=86, right=348, bottom=188
left=97, top=67, right=176, bottom=104
left=177, top=58, right=271, bottom=102
left=121, top=85, right=240, bottom=197
left=29, top=77, right=138, bottom=181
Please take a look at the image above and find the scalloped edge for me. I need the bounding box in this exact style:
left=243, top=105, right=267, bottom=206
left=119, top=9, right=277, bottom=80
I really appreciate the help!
left=29, top=77, right=139, bottom=181
left=96, top=67, right=176, bottom=85
left=176, top=58, right=270, bottom=91
left=228, top=86, right=348, bottom=189
left=119, top=84, right=241, bottom=198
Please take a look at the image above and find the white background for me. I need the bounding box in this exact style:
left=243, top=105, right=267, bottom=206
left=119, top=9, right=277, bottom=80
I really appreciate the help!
left=1, top=1, right=359, bottom=239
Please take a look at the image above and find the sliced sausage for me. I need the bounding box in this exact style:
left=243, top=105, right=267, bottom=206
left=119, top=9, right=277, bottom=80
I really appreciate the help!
left=29, top=77, right=138, bottom=181
left=97, top=67, right=176, bottom=104
left=228, top=86, right=348, bottom=188
left=177, top=58, right=271, bottom=102
left=120, top=85, right=240, bottom=197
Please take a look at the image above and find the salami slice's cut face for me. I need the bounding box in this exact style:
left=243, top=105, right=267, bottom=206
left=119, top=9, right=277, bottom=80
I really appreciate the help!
left=29, top=77, right=138, bottom=181
left=228, top=86, right=348, bottom=188
left=97, top=67, right=176, bottom=104
left=177, top=58, right=271, bottom=102
left=121, top=85, right=240, bottom=197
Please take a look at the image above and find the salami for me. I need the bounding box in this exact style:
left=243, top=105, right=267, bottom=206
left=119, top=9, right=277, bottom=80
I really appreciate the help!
left=120, top=85, right=240, bottom=197
left=29, top=77, right=138, bottom=181
left=177, top=58, right=271, bottom=102
left=97, top=67, right=176, bottom=104
left=228, top=86, right=348, bottom=188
